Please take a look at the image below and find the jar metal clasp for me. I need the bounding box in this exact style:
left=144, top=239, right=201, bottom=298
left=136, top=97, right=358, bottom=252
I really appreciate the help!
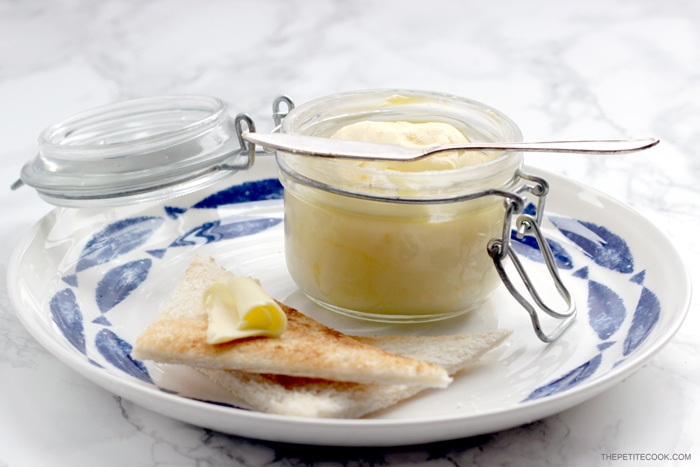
left=488, top=171, right=576, bottom=343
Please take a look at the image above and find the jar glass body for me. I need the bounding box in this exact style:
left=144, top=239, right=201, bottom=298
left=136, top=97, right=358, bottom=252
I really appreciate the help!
left=277, top=89, right=524, bottom=322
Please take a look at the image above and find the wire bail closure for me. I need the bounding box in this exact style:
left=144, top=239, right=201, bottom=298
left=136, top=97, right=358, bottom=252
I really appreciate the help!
left=488, top=171, right=577, bottom=342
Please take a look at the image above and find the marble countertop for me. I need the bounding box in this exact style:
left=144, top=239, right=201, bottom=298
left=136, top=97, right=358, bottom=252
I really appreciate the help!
left=1, top=1, right=697, bottom=465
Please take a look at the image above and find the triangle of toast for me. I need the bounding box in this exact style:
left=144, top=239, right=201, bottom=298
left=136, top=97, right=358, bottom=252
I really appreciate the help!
left=132, top=255, right=451, bottom=387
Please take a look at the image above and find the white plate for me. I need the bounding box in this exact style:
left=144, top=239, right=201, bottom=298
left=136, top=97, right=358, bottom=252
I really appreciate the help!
left=8, top=156, right=691, bottom=446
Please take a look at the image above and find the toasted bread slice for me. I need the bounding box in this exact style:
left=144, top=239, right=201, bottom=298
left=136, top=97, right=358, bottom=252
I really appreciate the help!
left=132, top=255, right=451, bottom=387
left=196, top=330, right=511, bottom=418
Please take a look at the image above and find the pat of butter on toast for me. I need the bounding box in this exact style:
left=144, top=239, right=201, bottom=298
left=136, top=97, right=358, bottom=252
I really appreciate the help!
left=203, top=275, right=287, bottom=343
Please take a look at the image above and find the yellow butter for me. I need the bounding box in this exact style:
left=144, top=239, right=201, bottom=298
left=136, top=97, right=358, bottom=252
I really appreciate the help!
left=203, top=276, right=287, bottom=344
left=330, top=120, right=494, bottom=172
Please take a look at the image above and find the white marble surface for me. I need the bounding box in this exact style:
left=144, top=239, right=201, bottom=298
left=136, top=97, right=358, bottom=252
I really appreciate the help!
left=1, top=0, right=697, bottom=465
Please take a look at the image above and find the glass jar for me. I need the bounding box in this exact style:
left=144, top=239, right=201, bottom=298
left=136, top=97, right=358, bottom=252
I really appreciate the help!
left=276, top=89, right=525, bottom=322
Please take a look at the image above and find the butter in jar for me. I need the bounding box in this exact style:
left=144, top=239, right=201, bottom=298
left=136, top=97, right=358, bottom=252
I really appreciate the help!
left=276, top=89, right=524, bottom=323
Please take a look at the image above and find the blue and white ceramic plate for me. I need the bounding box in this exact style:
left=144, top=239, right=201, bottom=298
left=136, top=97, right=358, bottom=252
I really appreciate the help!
left=8, top=156, right=690, bottom=446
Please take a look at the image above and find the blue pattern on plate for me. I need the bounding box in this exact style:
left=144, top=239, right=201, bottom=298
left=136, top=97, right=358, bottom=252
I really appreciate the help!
left=62, top=275, right=79, bottom=287
left=510, top=231, right=573, bottom=269
left=525, top=354, right=602, bottom=401
left=74, top=216, right=165, bottom=275
left=92, top=315, right=111, bottom=326
left=95, top=329, right=152, bottom=384
left=630, top=271, right=646, bottom=285
left=587, top=280, right=626, bottom=340
left=597, top=342, right=615, bottom=351
left=50, top=288, right=86, bottom=355
left=511, top=203, right=573, bottom=269
left=192, top=179, right=283, bottom=209
left=96, top=259, right=152, bottom=314
left=167, top=218, right=282, bottom=249
left=522, top=203, right=537, bottom=216
left=623, top=287, right=661, bottom=356
left=524, top=216, right=660, bottom=400
left=551, top=217, right=634, bottom=273
left=45, top=178, right=662, bottom=406
left=165, top=206, right=187, bottom=220
left=573, top=267, right=589, bottom=279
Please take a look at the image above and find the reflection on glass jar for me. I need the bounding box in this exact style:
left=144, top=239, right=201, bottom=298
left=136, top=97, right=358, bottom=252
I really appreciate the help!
left=277, top=89, right=524, bottom=322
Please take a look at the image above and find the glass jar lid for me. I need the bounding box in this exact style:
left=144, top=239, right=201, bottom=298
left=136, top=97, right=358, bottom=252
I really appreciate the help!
left=17, top=95, right=249, bottom=207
